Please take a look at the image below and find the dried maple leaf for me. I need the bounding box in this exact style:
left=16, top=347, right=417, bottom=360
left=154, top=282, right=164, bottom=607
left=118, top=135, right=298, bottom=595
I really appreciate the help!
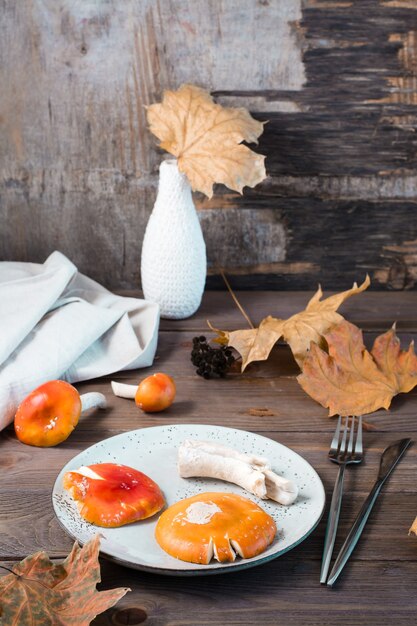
left=147, top=84, right=266, bottom=198
left=371, top=325, right=417, bottom=393
left=211, top=276, right=370, bottom=370
left=0, top=535, right=129, bottom=625
left=297, top=320, right=417, bottom=416
left=409, top=516, right=417, bottom=536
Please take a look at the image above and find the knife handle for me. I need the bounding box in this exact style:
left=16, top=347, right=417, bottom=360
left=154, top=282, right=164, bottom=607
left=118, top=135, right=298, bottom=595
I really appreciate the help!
left=326, top=480, right=382, bottom=587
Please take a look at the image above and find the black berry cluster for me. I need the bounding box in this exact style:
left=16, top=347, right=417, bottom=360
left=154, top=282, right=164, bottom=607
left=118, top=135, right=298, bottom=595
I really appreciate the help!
left=191, top=336, right=235, bottom=379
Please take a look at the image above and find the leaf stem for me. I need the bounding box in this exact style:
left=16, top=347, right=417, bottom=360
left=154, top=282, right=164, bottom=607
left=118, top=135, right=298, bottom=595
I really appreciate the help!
left=219, top=269, right=254, bottom=329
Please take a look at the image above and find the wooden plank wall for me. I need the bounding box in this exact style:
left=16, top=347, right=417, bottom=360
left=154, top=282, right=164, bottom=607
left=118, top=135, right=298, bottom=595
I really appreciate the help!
left=1, top=0, right=417, bottom=290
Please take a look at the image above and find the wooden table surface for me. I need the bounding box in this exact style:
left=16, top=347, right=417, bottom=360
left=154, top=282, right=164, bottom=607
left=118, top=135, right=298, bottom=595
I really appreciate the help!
left=1, top=291, right=417, bottom=626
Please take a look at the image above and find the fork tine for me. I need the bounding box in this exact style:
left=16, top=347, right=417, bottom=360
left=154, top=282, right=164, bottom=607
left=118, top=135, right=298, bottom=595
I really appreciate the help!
left=347, top=416, right=355, bottom=453
left=330, top=416, right=342, bottom=451
left=355, top=415, right=363, bottom=455
left=339, top=417, right=349, bottom=454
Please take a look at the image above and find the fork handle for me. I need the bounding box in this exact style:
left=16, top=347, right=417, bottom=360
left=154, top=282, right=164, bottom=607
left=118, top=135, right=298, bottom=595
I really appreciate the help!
left=320, top=464, right=346, bottom=584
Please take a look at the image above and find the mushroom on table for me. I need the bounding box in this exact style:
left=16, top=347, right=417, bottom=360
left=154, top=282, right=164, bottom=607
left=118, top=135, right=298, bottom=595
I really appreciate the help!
left=14, top=380, right=106, bottom=447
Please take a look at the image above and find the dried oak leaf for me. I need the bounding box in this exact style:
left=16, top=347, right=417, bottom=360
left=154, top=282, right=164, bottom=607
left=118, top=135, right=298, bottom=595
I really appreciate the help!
left=297, top=320, right=417, bottom=416
left=0, top=535, right=129, bottom=625
left=147, top=84, right=266, bottom=198
left=211, top=276, right=370, bottom=370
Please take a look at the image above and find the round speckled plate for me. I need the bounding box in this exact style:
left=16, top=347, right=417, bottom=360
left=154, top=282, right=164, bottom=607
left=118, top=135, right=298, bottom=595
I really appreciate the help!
left=52, top=424, right=325, bottom=575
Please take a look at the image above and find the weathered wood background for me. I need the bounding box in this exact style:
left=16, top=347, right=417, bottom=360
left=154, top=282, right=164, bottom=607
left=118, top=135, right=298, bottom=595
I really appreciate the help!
left=1, top=0, right=417, bottom=290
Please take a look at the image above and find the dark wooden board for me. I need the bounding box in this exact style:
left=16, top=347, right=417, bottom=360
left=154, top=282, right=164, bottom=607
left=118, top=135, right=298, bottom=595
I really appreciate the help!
left=1, top=292, right=417, bottom=625
left=1, top=557, right=416, bottom=625
left=91, top=558, right=417, bottom=626
left=155, top=289, right=417, bottom=331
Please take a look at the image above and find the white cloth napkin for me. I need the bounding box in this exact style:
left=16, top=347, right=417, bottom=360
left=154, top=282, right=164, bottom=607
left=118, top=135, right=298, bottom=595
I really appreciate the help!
left=0, top=251, right=160, bottom=430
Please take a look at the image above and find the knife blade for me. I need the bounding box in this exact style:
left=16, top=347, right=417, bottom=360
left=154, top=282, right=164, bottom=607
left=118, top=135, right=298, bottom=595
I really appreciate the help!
left=327, top=438, right=412, bottom=587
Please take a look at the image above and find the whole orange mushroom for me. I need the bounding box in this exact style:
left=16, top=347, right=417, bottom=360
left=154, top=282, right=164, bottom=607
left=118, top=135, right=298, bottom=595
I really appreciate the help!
left=110, top=373, right=176, bottom=413
left=14, top=380, right=106, bottom=447
left=135, top=373, right=176, bottom=413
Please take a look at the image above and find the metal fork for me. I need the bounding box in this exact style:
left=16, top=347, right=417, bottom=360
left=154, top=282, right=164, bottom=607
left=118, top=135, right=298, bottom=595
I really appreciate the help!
left=320, top=415, right=363, bottom=584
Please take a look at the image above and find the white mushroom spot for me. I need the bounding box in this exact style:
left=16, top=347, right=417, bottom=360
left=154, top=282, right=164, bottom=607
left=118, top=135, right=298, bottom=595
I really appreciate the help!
left=182, top=501, right=222, bottom=525
left=72, top=466, right=105, bottom=481
left=46, top=416, right=59, bottom=430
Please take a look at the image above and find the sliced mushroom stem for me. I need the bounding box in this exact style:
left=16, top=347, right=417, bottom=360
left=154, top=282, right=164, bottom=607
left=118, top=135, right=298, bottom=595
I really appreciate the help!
left=80, top=392, right=107, bottom=413
left=111, top=381, right=137, bottom=399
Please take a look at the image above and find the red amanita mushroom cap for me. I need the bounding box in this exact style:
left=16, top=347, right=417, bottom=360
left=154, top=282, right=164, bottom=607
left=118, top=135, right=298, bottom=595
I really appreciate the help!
left=14, top=380, right=81, bottom=447
left=63, top=463, right=165, bottom=527
left=155, top=492, right=276, bottom=564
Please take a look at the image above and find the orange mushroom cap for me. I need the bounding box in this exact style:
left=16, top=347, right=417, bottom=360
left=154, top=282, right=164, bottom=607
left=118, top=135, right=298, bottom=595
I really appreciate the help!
left=63, top=463, right=165, bottom=527
left=155, top=492, right=276, bottom=564
left=135, top=373, right=176, bottom=413
left=14, top=380, right=82, bottom=447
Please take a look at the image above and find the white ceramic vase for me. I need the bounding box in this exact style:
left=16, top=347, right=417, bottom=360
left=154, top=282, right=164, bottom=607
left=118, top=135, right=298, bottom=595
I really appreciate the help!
left=141, top=159, right=206, bottom=319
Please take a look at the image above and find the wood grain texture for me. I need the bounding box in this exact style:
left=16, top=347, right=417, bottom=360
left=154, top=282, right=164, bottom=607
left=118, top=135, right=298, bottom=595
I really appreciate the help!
left=1, top=291, right=417, bottom=625
left=155, top=289, right=417, bottom=331
left=1, top=0, right=417, bottom=289
left=91, top=559, right=417, bottom=626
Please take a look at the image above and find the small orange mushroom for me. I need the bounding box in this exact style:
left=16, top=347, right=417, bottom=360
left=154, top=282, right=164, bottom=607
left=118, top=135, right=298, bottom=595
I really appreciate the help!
left=155, top=492, right=276, bottom=564
left=14, top=380, right=106, bottom=447
left=111, top=372, right=176, bottom=413
left=63, top=463, right=165, bottom=527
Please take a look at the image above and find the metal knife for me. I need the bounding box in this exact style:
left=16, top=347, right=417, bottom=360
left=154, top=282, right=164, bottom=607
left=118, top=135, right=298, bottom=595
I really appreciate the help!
left=327, top=438, right=412, bottom=587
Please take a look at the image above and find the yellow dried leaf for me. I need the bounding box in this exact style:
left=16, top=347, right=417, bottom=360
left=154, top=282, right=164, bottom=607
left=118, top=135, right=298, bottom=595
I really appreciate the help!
left=297, top=320, right=417, bottom=416
left=147, top=84, right=266, bottom=198
left=211, top=276, right=370, bottom=370
left=409, top=516, right=417, bottom=536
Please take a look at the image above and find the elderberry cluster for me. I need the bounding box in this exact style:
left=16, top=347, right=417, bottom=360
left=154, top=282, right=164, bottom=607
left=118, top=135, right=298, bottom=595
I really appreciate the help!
left=191, top=336, right=235, bottom=379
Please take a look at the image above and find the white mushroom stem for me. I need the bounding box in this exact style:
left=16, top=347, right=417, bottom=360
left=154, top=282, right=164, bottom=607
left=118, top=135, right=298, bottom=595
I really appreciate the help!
left=178, top=439, right=299, bottom=506
left=181, top=439, right=270, bottom=470
left=263, top=469, right=299, bottom=506
left=80, top=392, right=107, bottom=413
left=178, top=445, right=268, bottom=499
left=111, top=381, right=137, bottom=399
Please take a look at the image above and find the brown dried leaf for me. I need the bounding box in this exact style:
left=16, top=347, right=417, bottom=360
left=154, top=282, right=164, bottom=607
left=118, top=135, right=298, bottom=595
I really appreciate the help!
left=0, top=535, right=129, bottom=625
left=211, top=276, right=370, bottom=371
left=297, top=320, right=417, bottom=416
left=147, top=84, right=266, bottom=198
left=409, top=516, right=417, bottom=536
left=371, top=326, right=417, bottom=393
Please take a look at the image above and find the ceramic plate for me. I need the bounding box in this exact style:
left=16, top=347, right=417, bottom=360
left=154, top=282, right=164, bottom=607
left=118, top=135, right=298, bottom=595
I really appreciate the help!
left=53, top=424, right=325, bottom=575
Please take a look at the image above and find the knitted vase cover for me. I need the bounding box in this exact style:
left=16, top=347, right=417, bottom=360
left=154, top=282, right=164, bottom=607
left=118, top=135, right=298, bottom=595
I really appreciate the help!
left=141, top=159, right=206, bottom=319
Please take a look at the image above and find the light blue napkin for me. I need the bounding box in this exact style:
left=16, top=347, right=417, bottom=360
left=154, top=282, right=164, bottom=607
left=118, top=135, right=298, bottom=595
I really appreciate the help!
left=0, top=251, right=159, bottom=429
